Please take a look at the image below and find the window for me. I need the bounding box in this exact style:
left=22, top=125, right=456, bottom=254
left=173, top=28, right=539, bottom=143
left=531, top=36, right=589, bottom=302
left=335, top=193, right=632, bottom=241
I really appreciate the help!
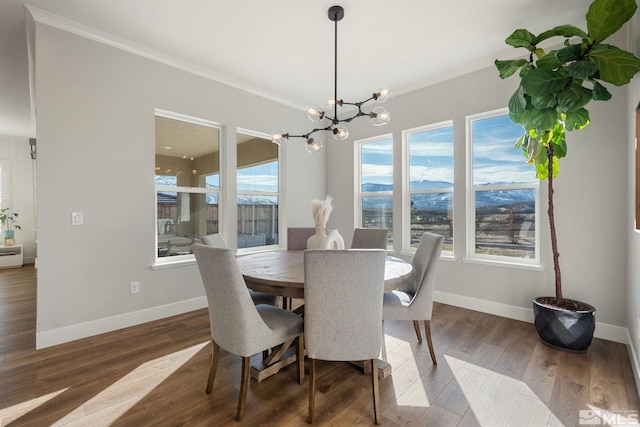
left=467, top=110, right=539, bottom=265
left=155, top=111, right=220, bottom=263
left=405, top=122, right=454, bottom=253
left=237, top=130, right=281, bottom=251
left=357, top=135, right=393, bottom=246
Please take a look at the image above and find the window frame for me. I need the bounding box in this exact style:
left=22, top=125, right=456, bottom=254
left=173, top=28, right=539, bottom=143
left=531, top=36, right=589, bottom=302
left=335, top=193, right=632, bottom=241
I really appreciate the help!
left=236, top=128, right=284, bottom=255
left=154, top=109, right=222, bottom=267
left=465, top=108, right=541, bottom=269
left=403, top=121, right=454, bottom=255
left=355, top=133, right=394, bottom=248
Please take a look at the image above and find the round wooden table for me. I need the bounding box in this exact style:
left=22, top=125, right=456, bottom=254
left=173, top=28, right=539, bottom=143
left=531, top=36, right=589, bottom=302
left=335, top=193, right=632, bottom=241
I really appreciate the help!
left=236, top=249, right=413, bottom=299
left=236, top=249, right=412, bottom=381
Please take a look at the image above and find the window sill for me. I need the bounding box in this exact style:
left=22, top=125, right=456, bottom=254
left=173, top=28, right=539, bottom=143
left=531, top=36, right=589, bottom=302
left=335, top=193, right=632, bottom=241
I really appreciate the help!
left=462, top=257, right=543, bottom=271
left=152, top=257, right=196, bottom=270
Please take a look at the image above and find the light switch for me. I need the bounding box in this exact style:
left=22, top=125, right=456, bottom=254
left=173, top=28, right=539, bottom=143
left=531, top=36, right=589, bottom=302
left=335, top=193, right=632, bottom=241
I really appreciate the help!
left=71, top=211, right=83, bottom=226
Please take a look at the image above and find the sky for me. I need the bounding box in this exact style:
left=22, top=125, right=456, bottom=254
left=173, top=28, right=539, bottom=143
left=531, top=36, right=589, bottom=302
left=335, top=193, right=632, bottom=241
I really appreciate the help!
left=361, top=113, right=536, bottom=187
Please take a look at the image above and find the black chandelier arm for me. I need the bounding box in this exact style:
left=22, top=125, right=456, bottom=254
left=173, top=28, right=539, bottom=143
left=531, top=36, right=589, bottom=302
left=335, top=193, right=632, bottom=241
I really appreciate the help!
left=341, top=95, right=376, bottom=108
left=286, top=124, right=335, bottom=140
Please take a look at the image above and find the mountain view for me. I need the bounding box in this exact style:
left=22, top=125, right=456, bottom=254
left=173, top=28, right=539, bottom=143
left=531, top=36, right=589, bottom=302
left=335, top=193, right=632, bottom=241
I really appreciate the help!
left=363, top=180, right=534, bottom=211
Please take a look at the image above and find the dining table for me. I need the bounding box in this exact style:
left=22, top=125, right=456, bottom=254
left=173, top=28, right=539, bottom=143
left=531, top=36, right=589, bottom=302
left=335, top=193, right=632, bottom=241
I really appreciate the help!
left=236, top=249, right=413, bottom=381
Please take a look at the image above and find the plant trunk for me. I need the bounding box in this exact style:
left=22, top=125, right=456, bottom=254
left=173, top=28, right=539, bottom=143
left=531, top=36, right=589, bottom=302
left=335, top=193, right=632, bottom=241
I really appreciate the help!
left=547, top=144, right=562, bottom=303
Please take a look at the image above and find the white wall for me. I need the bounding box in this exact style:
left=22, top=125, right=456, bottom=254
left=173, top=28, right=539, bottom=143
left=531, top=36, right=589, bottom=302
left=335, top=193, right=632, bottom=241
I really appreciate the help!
left=626, top=4, right=640, bottom=390
left=0, top=134, right=36, bottom=263
left=328, top=62, right=630, bottom=333
left=33, top=23, right=323, bottom=347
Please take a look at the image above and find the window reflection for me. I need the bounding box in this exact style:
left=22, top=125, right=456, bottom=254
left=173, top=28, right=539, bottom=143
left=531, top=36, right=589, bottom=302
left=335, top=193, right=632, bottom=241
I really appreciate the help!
left=155, top=113, right=220, bottom=259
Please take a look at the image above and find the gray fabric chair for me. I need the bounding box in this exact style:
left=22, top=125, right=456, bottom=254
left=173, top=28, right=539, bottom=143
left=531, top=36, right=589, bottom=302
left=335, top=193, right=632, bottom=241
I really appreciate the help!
left=351, top=228, right=389, bottom=249
left=287, top=227, right=316, bottom=250
left=304, top=249, right=386, bottom=424
left=200, top=234, right=278, bottom=306
left=192, top=243, right=305, bottom=421
left=382, top=232, right=444, bottom=365
left=283, top=227, right=315, bottom=310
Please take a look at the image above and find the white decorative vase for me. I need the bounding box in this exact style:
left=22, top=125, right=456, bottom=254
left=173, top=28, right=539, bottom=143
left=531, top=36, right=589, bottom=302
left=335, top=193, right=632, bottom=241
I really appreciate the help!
left=307, top=225, right=328, bottom=249
left=323, top=229, right=345, bottom=249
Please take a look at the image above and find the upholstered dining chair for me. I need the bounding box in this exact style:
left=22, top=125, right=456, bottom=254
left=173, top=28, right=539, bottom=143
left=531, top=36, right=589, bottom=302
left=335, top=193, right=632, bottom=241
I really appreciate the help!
left=282, top=227, right=316, bottom=310
left=382, top=232, right=444, bottom=365
left=200, top=234, right=278, bottom=307
left=304, top=249, right=386, bottom=424
left=351, top=228, right=388, bottom=249
left=192, top=243, right=305, bottom=421
left=287, top=227, right=316, bottom=250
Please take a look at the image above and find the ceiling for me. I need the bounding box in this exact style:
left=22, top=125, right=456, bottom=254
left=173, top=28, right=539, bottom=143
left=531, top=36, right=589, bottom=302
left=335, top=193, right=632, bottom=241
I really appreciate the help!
left=1, top=0, right=595, bottom=138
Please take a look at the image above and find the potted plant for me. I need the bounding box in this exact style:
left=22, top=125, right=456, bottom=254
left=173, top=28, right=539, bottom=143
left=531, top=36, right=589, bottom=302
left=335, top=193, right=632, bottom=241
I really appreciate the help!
left=0, top=208, right=21, bottom=246
left=495, top=0, right=640, bottom=351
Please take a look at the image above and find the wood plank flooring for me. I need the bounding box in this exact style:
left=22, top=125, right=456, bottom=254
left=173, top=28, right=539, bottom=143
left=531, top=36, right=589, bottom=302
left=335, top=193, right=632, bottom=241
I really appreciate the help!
left=1, top=265, right=638, bottom=426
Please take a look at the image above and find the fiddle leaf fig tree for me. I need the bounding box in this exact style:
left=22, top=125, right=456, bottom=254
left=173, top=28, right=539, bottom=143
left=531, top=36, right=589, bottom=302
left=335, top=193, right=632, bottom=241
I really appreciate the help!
left=495, top=0, right=640, bottom=306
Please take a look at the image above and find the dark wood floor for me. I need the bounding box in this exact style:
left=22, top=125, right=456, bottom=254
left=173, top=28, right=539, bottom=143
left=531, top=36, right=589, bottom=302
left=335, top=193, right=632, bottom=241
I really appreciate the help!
left=0, top=265, right=638, bottom=426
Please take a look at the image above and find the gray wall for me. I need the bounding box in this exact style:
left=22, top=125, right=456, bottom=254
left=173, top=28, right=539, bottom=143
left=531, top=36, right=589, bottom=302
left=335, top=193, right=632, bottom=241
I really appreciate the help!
left=627, top=8, right=640, bottom=384
left=34, top=23, right=323, bottom=347
left=327, top=60, right=629, bottom=331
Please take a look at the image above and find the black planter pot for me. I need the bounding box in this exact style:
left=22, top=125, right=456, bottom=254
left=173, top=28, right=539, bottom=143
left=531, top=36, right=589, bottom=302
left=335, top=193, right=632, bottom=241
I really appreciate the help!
left=532, top=297, right=596, bottom=352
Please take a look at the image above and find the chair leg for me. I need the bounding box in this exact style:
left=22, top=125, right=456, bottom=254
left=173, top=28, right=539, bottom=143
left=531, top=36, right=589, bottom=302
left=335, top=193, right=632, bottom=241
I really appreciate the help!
left=206, top=340, right=220, bottom=393
left=371, top=359, right=381, bottom=425
left=296, top=334, right=305, bottom=384
left=236, top=356, right=250, bottom=421
left=424, top=320, right=437, bottom=365
left=413, top=320, right=423, bottom=342
left=308, top=358, right=316, bottom=423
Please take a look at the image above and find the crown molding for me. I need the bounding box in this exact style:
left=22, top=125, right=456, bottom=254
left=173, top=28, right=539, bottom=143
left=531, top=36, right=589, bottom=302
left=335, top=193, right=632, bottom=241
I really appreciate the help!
left=24, top=5, right=302, bottom=111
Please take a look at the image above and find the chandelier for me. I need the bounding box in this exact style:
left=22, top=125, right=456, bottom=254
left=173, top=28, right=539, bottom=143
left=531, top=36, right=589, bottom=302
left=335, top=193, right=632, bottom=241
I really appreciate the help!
left=271, top=5, right=390, bottom=154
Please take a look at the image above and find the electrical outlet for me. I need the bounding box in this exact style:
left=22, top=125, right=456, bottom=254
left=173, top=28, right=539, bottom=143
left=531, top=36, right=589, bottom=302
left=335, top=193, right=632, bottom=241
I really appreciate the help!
left=130, top=281, right=140, bottom=295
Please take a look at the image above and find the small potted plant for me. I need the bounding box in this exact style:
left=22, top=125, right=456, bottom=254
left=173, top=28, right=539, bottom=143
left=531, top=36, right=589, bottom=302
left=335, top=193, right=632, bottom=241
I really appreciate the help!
left=0, top=208, right=21, bottom=246
left=494, top=0, right=640, bottom=350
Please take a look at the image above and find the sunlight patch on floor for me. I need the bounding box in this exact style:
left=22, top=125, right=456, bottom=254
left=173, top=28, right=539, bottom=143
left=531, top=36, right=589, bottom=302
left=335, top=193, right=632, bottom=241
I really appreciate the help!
left=57, top=341, right=210, bottom=426
left=2, top=341, right=209, bottom=427
left=444, top=355, right=563, bottom=425
left=0, top=388, right=70, bottom=424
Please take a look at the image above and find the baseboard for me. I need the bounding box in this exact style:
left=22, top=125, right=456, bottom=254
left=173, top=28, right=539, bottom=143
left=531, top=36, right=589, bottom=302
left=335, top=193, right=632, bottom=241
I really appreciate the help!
left=626, top=329, right=640, bottom=400
left=433, top=290, right=629, bottom=344
left=36, top=296, right=208, bottom=349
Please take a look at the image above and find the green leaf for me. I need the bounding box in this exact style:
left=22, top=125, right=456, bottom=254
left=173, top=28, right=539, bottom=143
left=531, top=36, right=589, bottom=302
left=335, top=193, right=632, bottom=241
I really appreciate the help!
left=557, top=84, right=593, bottom=111
left=588, top=44, right=640, bottom=86
left=536, top=51, right=562, bottom=70
left=522, top=69, right=567, bottom=96
left=508, top=86, right=527, bottom=114
left=531, top=108, right=559, bottom=130
left=495, top=59, right=528, bottom=79
left=505, top=29, right=537, bottom=50
left=564, top=108, right=591, bottom=131
left=536, top=159, right=549, bottom=179
left=514, top=133, right=526, bottom=149
left=566, top=61, right=598, bottom=78
left=551, top=127, right=567, bottom=159
left=530, top=94, right=558, bottom=109
left=587, top=0, right=637, bottom=43
left=535, top=25, right=589, bottom=44
left=592, top=81, right=612, bottom=100
left=556, top=44, right=584, bottom=63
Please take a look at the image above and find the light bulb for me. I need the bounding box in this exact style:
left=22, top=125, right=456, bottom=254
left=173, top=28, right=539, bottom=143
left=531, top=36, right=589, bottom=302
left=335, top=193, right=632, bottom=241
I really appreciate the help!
left=327, top=98, right=343, bottom=112
left=271, top=129, right=289, bottom=145
left=332, top=124, right=349, bottom=140
left=305, top=105, right=325, bottom=122
left=370, top=107, right=390, bottom=126
left=305, top=136, right=323, bottom=154
left=373, top=86, right=390, bottom=103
